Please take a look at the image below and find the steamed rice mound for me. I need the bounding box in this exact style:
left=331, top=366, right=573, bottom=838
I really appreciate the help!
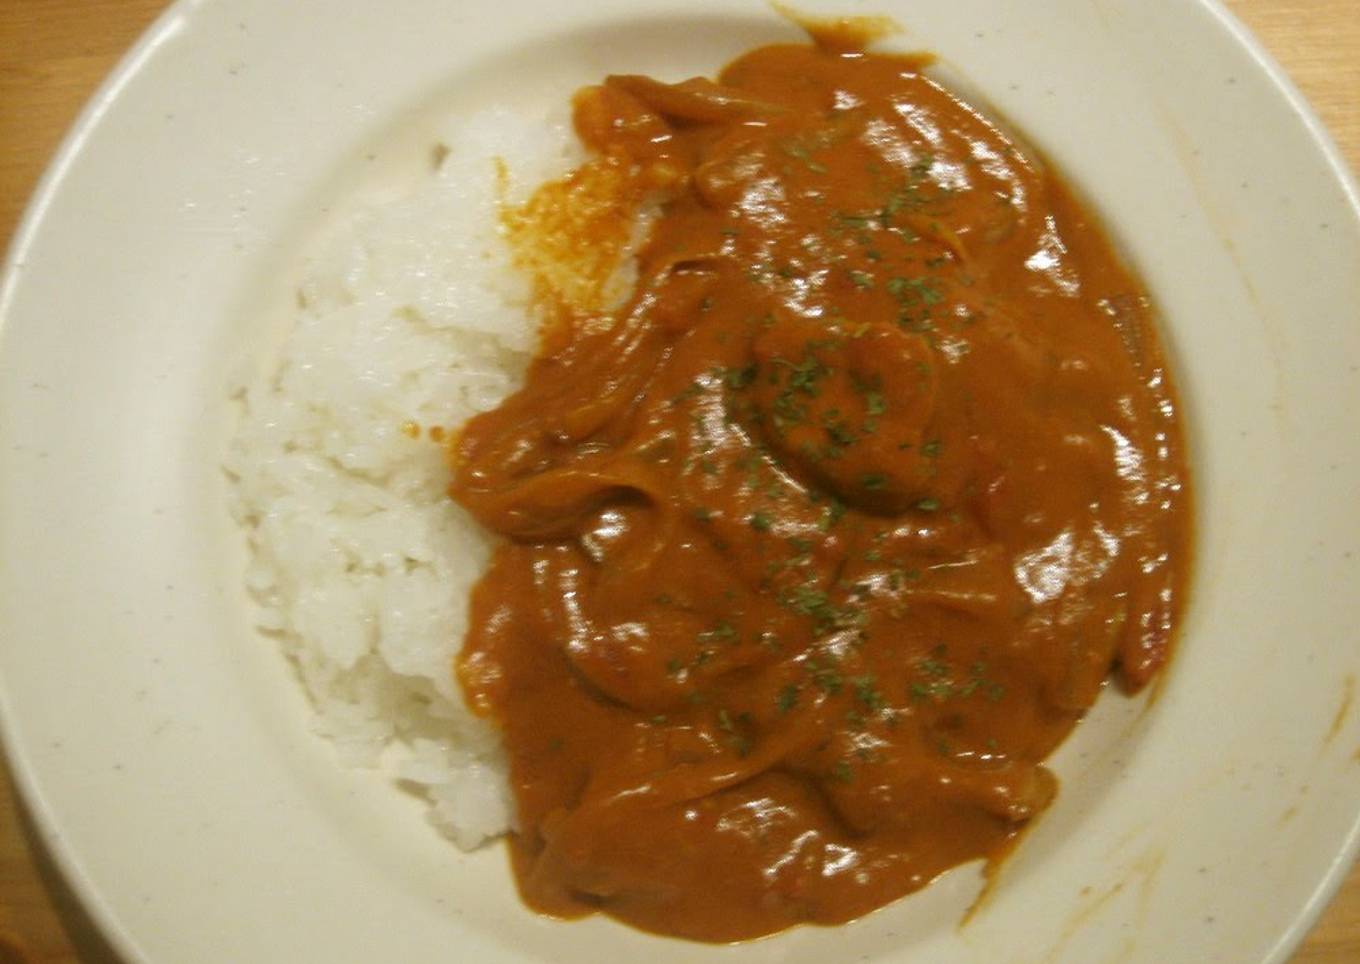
left=226, top=108, right=588, bottom=848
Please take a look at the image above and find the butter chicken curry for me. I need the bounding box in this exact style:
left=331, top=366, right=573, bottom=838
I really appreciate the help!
left=451, top=35, right=1190, bottom=942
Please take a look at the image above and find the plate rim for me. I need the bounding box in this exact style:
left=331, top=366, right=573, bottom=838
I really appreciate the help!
left=0, top=7, right=206, bottom=961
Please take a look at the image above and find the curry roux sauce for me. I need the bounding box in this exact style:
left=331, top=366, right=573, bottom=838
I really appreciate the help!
left=449, top=41, right=1190, bottom=942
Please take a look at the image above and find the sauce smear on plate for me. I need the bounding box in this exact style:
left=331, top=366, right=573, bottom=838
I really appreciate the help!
left=451, top=36, right=1190, bottom=941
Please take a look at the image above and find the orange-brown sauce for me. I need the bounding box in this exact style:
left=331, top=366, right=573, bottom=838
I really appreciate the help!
left=451, top=40, right=1190, bottom=942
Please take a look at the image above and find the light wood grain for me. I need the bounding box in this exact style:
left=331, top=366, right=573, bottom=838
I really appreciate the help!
left=0, top=1, right=1357, bottom=961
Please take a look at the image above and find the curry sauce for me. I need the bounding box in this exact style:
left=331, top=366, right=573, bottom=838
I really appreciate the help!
left=450, top=39, right=1190, bottom=942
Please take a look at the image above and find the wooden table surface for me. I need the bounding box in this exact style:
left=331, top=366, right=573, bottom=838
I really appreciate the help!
left=1, top=0, right=1357, bottom=960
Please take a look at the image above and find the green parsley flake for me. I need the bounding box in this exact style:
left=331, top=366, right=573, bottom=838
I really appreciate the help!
left=698, top=621, right=738, bottom=645
left=853, top=675, right=887, bottom=713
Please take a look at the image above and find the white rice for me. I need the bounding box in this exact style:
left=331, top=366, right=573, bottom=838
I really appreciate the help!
left=225, top=107, right=588, bottom=849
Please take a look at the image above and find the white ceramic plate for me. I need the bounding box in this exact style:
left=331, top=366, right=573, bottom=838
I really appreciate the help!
left=2, top=1, right=1358, bottom=961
